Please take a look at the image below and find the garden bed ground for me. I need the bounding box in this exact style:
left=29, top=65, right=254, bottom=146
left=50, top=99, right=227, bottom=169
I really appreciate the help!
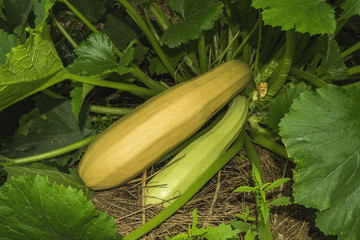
left=92, top=144, right=327, bottom=239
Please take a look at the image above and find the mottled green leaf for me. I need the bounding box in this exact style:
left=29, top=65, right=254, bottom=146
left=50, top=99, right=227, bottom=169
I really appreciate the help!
left=0, top=20, right=66, bottom=110
left=252, top=0, right=336, bottom=35
left=161, top=0, right=223, bottom=47
left=0, top=20, right=63, bottom=85
left=0, top=175, right=117, bottom=240
left=279, top=85, right=360, bottom=240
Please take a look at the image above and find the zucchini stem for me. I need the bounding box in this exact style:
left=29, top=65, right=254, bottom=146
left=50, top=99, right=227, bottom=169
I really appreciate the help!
left=251, top=131, right=292, bottom=161
left=67, top=73, right=158, bottom=99
left=148, top=2, right=171, bottom=31
left=198, top=32, right=208, bottom=73
left=348, top=65, right=360, bottom=76
left=89, top=105, right=132, bottom=116
left=51, top=15, right=77, bottom=48
left=1, top=135, right=98, bottom=166
left=341, top=41, right=360, bottom=59
left=289, top=68, right=328, bottom=88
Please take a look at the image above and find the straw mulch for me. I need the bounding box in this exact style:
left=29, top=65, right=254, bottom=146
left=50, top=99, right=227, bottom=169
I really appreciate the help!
left=92, top=144, right=327, bottom=240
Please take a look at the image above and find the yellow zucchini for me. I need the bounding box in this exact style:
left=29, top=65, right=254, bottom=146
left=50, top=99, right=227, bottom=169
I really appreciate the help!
left=145, top=95, right=248, bottom=206
left=78, top=60, right=251, bottom=190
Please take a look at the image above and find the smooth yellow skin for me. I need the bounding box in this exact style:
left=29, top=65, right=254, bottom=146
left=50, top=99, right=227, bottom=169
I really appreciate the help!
left=78, top=60, right=251, bottom=190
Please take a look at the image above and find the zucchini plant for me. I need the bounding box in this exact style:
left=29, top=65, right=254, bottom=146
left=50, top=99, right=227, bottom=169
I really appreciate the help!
left=0, top=0, right=359, bottom=239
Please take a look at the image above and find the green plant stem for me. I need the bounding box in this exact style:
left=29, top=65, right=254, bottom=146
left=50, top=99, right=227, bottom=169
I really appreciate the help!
left=243, top=132, right=263, bottom=179
left=348, top=65, right=360, bottom=75
left=212, top=32, right=220, bottom=60
left=117, top=0, right=181, bottom=82
left=42, top=89, right=68, bottom=100
left=231, top=18, right=259, bottom=60
left=139, top=5, right=160, bottom=41
left=58, top=0, right=98, bottom=33
left=251, top=132, right=292, bottom=161
left=198, top=32, right=208, bottom=73
left=42, top=89, right=133, bottom=116
left=59, top=0, right=167, bottom=92
left=123, top=134, right=244, bottom=240
left=253, top=16, right=262, bottom=74
left=242, top=132, right=273, bottom=240
left=149, top=2, right=171, bottom=30
left=89, top=105, right=132, bottom=116
left=289, top=68, right=328, bottom=88
left=67, top=73, right=158, bottom=99
left=51, top=15, right=77, bottom=48
left=214, top=30, right=240, bottom=65
left=267, top=30, right=295, bottom=98
left=1, top=135, right=98, bottom=166
left=341, top=41, right=360, bottom=59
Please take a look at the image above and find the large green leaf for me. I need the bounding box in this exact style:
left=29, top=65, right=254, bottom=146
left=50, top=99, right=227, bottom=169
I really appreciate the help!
left=160, top=0, right=223, bottom=48
left=0, top=69, right=68, bottom=111
left=252, top=0, right=336, bottom=35
left=0, top=175, right=117, bottom=240
left=279, top=85, right=360, bottom=240
left=0, top=20, right=66, bottom=110
left=0, top=20, right=63, bottom=85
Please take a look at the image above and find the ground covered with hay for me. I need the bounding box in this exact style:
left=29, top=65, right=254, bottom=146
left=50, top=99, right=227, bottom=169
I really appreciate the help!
left=92, top=145, right=327, bottom=239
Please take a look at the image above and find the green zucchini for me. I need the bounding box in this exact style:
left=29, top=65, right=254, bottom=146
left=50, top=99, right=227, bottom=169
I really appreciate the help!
left=145, top=95, right=248, bottom=206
